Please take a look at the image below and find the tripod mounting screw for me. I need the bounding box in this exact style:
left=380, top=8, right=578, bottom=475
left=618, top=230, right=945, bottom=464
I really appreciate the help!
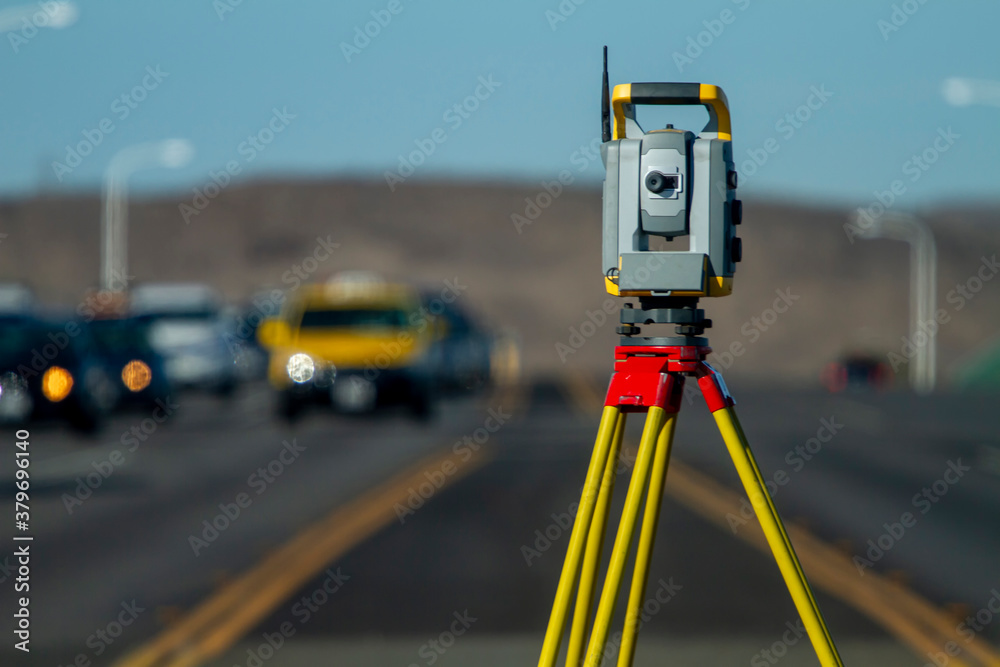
left=616, top=324, right=640, bottom=336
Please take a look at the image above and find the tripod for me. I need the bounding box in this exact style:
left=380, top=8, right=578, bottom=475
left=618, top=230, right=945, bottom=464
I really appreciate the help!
left=538, top=300, right=844, bottom=667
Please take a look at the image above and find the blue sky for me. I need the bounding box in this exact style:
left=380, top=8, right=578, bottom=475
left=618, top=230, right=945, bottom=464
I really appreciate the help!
left=1, top=0, right=998, bottom=207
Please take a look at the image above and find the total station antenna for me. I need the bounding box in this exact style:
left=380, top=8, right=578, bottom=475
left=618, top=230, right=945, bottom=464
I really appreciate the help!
left=602, top=46, right=611, bottom=143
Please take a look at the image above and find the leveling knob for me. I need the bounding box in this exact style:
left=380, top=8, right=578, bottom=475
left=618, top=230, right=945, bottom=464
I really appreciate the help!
left=731, top=237, right=742, bottom=263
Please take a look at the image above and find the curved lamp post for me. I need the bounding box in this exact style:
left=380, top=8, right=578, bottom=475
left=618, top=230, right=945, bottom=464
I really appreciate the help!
left=850, top=211, right=937, bottom=394
left=942, top=77, right=1000, bottom=109
left=101, top=139, right=194, bottom=292
left=0, top=1, right=78, bottom=32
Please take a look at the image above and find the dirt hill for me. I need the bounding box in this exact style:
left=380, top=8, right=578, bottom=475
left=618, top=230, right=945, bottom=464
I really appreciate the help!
left=2, top=179, right=998, bottom=386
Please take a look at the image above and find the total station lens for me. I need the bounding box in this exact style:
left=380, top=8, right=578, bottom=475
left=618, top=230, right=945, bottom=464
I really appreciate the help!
left=645, top=171, right=678, bottom=194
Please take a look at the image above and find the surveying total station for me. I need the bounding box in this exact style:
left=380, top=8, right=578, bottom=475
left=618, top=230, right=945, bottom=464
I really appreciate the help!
left=537, top=49, right=845, bottom=667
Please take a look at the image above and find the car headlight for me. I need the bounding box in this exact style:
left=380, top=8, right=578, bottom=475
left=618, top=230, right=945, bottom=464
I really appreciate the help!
left=122, top=360, right=152, bottom=392
left=0, top=372, right=32, bottom=420
left=42, top=366, right=74, bottom=402
left=286, top=353, right=316, bottom=384
left=0, top=372, right=19, bottom=398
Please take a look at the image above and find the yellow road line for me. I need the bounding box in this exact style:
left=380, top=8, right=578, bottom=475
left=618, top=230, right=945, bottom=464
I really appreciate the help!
left=665, top=461, right=1000, bottom=667
left=561, top=373, right=1000, bottom=667
left=113, top=439, right=496, bottom=667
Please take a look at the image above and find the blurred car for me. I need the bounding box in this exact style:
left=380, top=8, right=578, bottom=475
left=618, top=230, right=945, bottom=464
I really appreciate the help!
left=129, top=283, right=239, bottom=395
left=226, top=293, right=283, bottom=382
left=0, top=283, right=37, bottom=316
left=0, top=315, right=114, bottom=433
left=257, top=276, right=437, bottom=419
left=423, top=292, right=493, bottom=394
left=86, top=316, right=172, bottom=410
left=821, top=353, right=892, bottom=393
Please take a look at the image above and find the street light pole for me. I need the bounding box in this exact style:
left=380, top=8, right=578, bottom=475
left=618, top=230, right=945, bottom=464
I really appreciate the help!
left=100, top=140, right=194, bottom=292
left=851, top=211, right=937, bottom=393
left=101, top=164, right=126, bottom=292
left=0, top=1, right=77, bottom=32
left=942, top=77, right=1000, bottom=109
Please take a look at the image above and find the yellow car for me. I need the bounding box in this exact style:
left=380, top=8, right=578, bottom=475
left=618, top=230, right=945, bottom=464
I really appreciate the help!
left=257, top=278, right=437, bottom=419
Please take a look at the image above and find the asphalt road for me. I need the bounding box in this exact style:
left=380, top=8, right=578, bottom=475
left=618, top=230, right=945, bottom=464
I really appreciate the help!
left=0, top=384, right=497, bottom=665
left=1, top=377, right=998, bottom=666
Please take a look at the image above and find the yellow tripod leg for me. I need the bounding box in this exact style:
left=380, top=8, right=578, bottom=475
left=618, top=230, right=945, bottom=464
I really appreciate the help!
left=539, top=405, right=622, bottom=667
left=565, top=412, right=627, bottom=666
left=713, top=406, right=845, bottom=667
left=617, top=410, right=677, bottom=667
left=584, top=407, right=668, bottom=667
